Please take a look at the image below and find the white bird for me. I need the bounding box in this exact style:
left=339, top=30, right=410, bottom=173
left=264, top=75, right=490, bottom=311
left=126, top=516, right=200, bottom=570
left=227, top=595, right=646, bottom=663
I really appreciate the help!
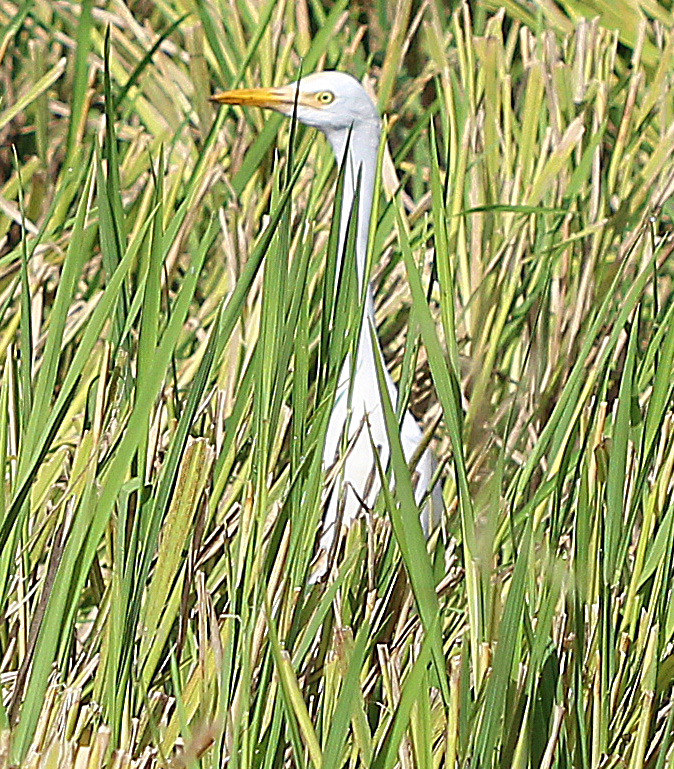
left=212, top=71, right=441, bottom=572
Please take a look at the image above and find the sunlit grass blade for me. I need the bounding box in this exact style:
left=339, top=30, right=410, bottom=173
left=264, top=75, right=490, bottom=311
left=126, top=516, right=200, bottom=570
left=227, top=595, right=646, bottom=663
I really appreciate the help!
left=371, top=619, right=437, bottom=769
left=21, top=167, right=94, bottom=463
left=368, top=321, right=449, bottom=702
left=605, top=309, right=640, bottom=585
left=474, top=520, right=531, bottom=768
left=322, top=620, right=370, bottom=767
left=0, top=57, right=66, bottom=134
left=64, top=0, right=93, bottom=163
left=266, top=598, right=323, bottom=769
left=394, top=201, right=482, bottom=679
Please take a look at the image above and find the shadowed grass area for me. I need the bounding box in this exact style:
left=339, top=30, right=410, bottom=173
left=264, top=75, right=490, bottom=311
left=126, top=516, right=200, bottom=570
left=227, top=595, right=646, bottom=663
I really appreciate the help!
left=1, top=1, right=674, bottom=767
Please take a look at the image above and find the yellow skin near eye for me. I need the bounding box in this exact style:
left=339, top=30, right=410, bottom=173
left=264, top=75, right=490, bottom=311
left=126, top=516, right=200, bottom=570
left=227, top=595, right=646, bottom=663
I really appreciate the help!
left=316, top=91, right=334, bottom=104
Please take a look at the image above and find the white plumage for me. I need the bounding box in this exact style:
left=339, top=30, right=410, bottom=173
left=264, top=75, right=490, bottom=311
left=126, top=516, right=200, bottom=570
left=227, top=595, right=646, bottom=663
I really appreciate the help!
left=212, top=72, right=442, bottom=571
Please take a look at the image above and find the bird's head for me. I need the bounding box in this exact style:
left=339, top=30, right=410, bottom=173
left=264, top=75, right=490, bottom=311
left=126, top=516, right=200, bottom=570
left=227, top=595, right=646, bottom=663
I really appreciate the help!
left=211, top=71, right=380, bottom=136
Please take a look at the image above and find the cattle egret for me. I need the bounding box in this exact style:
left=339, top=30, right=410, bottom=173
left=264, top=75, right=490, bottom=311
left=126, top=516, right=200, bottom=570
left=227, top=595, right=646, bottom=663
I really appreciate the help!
left=212, top=71, right=441, bottom=574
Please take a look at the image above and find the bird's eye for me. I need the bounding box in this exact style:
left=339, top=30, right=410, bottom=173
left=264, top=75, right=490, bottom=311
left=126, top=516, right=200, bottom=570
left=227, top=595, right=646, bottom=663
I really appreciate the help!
left=316, top=91, right=335, bottom=104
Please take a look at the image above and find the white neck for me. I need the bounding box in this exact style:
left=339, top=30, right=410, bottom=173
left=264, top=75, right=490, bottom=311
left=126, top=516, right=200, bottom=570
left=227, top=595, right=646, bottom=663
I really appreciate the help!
left=324, top=120, right=380, bottom=292
left=324, top=118, right=397, bottom=397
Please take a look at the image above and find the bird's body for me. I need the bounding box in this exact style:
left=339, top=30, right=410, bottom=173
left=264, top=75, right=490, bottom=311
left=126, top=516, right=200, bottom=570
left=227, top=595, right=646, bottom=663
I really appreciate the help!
left=212, top=72, right=441, bottom=569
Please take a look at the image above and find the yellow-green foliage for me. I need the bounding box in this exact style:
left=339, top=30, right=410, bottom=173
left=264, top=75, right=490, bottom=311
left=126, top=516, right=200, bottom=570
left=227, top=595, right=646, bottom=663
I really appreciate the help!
left=1, top=1, right=674, bottom=767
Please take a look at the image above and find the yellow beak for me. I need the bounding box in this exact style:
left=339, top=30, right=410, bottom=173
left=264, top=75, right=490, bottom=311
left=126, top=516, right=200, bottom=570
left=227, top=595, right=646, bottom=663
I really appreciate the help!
left=210, top=86, right=296, bottom=110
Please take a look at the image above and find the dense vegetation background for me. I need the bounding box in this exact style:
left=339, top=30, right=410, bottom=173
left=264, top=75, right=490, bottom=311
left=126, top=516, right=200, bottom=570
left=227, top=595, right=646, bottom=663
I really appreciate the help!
left=1, top=0, right=674, bottom=767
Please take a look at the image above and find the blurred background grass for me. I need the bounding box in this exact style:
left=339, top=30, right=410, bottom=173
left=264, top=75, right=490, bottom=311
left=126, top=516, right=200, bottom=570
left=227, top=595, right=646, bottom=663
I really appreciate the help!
left=2, top=0, right=674, bottom=767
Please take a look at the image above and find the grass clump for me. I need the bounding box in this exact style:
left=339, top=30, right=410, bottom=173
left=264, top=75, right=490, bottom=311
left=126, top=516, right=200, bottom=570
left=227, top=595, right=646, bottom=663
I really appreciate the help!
left=1, top=1, right=674, bottom=767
